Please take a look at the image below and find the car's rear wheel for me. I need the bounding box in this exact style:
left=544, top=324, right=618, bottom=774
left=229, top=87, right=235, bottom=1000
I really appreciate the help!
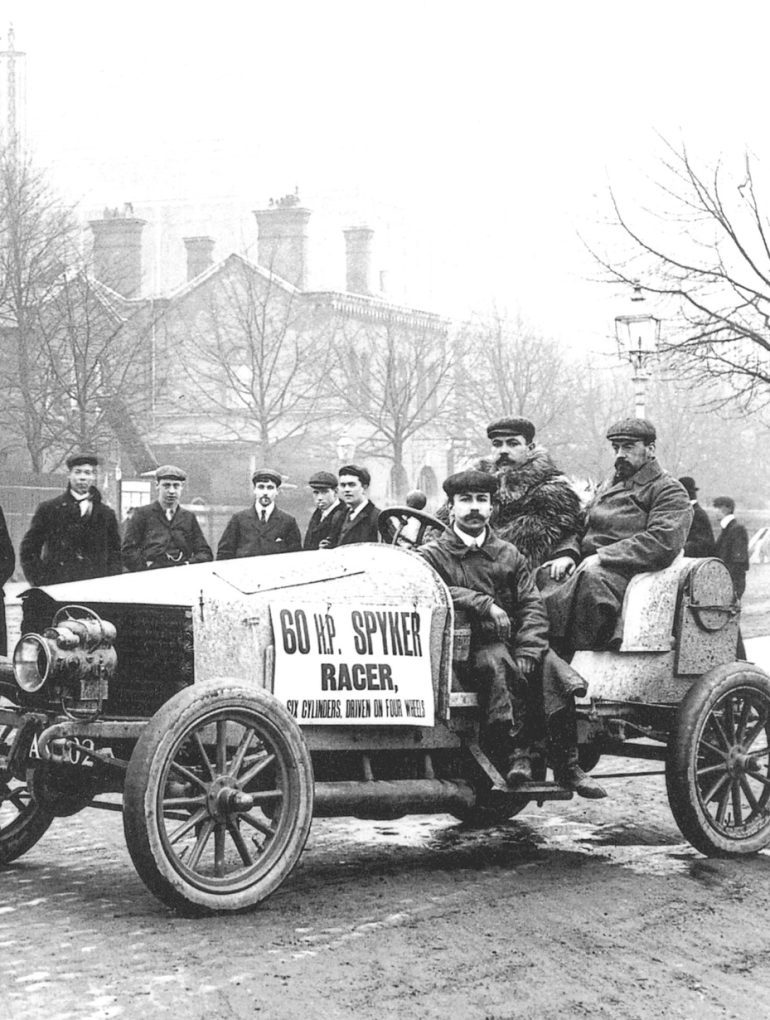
left=666, top=664, right=770, bottom=856
left=123, top=682, right=314, bottom=915
left=0, top=723, right=54, bottom=865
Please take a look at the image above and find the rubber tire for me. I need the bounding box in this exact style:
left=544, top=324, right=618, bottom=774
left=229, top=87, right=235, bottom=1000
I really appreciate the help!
left=123, top=682, right=314, bottom=915
left=0, top=724, right=54, bottom=864
left=666, top=663, right=770, bottom=857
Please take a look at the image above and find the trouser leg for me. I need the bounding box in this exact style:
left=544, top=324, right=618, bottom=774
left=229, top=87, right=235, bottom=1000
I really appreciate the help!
left=547, top=701, right=607, bottom=799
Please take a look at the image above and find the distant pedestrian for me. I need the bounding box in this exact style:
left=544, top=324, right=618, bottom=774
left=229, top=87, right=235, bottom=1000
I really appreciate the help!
left=713, top=496, right=750, bottom=599
left=326, top=465, right=381, bottom=546
left=679, top=476, right=716, bottom=558
left=122, top=465, right=213, bottom=571
left=0, top=505, right=14, bottom=655
left=217, top=469, right=301, bottom=559
left=20, top=452, right=121, bottom=586
left=303, top=471, right=345, bottom=550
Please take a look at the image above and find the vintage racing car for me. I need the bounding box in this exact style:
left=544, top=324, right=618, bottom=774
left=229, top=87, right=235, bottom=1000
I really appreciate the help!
left=0, top=507, right=769, bottom=915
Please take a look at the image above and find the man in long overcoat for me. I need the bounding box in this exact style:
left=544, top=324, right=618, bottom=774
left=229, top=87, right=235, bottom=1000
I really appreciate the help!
left=21, top=452, right=122, bottom=587
left=0, top=506, right=15, bottom=655
left=302, top=471, right=346, bottom=550
left=713, top=496, right=750, bottom=599
left=217, top=468, right=301, bottom=559
left=122, top=465, right=213, bottom=571
left=544, top=418, right=692, bottom=656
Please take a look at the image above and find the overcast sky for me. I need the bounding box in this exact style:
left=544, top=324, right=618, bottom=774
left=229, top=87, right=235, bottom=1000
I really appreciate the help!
left=4, top=1, right=768, bottom=353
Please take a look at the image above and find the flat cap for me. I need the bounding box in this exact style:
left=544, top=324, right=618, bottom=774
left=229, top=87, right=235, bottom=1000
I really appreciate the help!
left=678, top=476, right=697, bottom=498
left=308, top=470, right=338, bottom=490
left=66, top=451, right=100, bottom=469
left=339, top=464, right=371, bottom=488
left=606, top=417, right=656, bottom=443
left=486, top=416, right=535, bottom=444
left=252, top=468, right=282, bottom=487
left=443, top=469, right=499, bottom=498
left=155, top=464, right=187, bottom=481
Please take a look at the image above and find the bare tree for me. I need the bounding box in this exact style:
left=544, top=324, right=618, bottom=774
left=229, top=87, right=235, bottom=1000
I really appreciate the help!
left=0, top=146, right=78, bottom=469
left=595, top=140, right=770, bottom=412
left=454, top=309, right=575, bottom=454
left=171, top=256, right=334, bottom=463
left=326, top=315, right=454, bottom=499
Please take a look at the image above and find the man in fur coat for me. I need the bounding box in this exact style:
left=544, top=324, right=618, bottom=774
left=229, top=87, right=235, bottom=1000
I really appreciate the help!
left=472, top=416, right=583, bottom=578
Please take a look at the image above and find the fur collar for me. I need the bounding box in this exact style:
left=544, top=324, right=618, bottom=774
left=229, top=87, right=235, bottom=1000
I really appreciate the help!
left=473, top=446, right=566, bottom=504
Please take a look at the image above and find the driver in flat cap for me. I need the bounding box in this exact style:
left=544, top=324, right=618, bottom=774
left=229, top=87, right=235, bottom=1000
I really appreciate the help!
left=122, top=465, right=213, bottom=571
left=21, top=451, right=121, bottom=585
left=217, top=468, right=301, bottom=559
left=543, top=418, right=692, bottom=657
left=418, top=469, right=549, bottom=788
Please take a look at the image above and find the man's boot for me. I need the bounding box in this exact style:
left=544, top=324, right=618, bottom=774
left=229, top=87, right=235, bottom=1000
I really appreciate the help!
left=548, top=708, right=607, bottom=799
left=504, top=749, right=532, bottom=788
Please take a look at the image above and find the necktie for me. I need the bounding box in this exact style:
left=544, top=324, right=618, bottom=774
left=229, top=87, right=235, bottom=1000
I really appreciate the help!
left=261, top=509, right=267, bottom=524
left=166, top=508, right=174, bottom=522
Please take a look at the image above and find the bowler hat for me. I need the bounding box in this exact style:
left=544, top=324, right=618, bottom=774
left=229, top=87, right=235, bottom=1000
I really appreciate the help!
left=486, top=416, right=535, bottom=444
left=606, top=418, right=656, bottom=443
left=252, top=468, right=282, bottom=487
left=308, top=470, right=338, bottom=490
left=66, top=451, right=100, bottom=469
left=678, top=476, right=698, bottom=499
left=155, top=464, right=187, bottom=481
left=443, top=469, right=498, bottom=498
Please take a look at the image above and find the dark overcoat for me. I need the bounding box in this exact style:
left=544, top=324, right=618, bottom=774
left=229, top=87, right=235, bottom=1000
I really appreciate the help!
left=685, top=502, right=717, bottom=558
left=419, top=529, right=549, bottom=730
left=0, top=506, right=15, bottom=655
left=545, top=459, right=692, bottom=651
left=716, top=518, right=750, bottom=598
left=122, top=502, right=213, bottom=571
left=20, top=488, right=121, bottom=587
left=217, top=506, right=302, bottom=559
left=303, top=503, right=347, bottom=550
left=327, top=501, right=381, bottom=547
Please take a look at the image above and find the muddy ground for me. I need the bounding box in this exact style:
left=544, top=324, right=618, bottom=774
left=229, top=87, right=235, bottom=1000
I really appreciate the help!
left=3, top=752, right=770, bottom=1020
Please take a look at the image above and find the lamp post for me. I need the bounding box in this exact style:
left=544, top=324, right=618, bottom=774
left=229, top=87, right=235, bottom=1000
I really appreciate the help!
left=336, top=435, right=357, bottom=464
left=614, top=282, right=661, bottom=418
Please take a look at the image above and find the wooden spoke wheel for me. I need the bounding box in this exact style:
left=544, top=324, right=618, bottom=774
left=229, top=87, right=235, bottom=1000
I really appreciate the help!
left=123, top=683, right=314, bottom=915
left=0, top=722, right=54, bottom=865
left=666, top=664, right=770, bottom=856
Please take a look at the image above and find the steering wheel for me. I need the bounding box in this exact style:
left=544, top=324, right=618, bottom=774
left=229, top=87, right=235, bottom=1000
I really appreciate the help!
left=377, top=507, right=450, bottom=549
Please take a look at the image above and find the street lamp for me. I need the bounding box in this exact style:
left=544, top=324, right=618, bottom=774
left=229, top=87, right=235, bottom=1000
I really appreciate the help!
left=614, top=281, right=661, bottom=418
left=336, top=435, right=357, bottom=463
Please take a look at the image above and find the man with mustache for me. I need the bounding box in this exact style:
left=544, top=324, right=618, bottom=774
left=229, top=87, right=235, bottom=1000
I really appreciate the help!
left=543, top=418, right=692, bottom=658
left=472, top=416, right=583, bottom=576
left=217, top=468, right=302, bottom=559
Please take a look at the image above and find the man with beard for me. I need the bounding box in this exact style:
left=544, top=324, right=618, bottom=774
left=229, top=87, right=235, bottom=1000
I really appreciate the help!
left=544, top=418, right=692, bottom=657
left=21, top=452, right=122, bottom=586
left=218, top=468, right=302, bottom=559
left=467, top=417, right=582, bottom=577
left=122, top=465, right=213, bottom=570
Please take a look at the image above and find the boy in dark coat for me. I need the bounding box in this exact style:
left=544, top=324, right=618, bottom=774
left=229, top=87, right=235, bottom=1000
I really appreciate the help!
left=326, top=464, right=381, bottom=546
left=679, top=476, right=716, bottom=558
left=122, top=465, right=213, bottom=571
left=217, top=468, right=301, bottom=559
left=303, top=471, right=346, bottom=550
left=21, top=452, right=121, bottom=586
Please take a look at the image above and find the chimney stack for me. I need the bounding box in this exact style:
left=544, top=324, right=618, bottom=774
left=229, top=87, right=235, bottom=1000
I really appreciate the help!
left=89, top=207, right=146, bottom=299
left=253, top=195, right=310, bottom=289
left=343, top=226, right=374, bottom=296
left=183, top=236, right=215, bottom=282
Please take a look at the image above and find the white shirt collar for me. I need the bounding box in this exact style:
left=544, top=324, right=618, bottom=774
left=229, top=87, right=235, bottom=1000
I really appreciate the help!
left=453, top=523, right=487, bottom=548
left=347, top=499, right=369, bottom=521
left=719, top=513, right=735, bottom=530
left=256, top=502, right=275, bottom=521
left=320, top=499, right=340, bottom=520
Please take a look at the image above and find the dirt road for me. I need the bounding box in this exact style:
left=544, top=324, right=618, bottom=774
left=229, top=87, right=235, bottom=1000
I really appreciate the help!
left=3, top=755, right=770, bottom=1020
